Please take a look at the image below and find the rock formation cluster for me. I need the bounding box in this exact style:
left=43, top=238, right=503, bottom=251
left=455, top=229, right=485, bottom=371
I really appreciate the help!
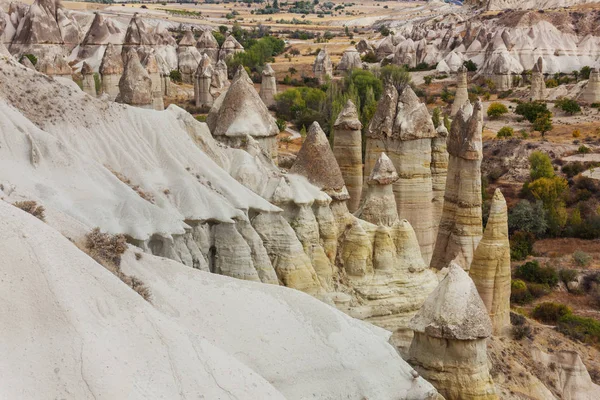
left=409, top=263, right=498, bottom=400
left=431, top=101, right=483, bottom=271
left=469, top=189, right=511, bottom=335
left=332, top=99, right=363, bottom=212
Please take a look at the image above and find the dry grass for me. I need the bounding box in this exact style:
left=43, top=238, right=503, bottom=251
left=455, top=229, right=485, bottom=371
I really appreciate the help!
left=111, top=170, right=155, bottom=204
left=84, top=228, right=152, bottom=302
left=13, top=200, right=46, bottom=221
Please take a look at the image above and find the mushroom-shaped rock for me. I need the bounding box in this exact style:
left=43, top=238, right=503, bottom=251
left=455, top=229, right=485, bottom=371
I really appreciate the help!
left=99, top=43, right=123, bottom=100
left=337, top=47, right=362, bottom=73
left=451, top=65, right=469, bottom=116
left=208, top=66, right=279, bottom=160
left=196, top=30, right=219, bottom=63
left=333, top=99, right=363, bottom=212
left=530, top=56, right=546, bottom=101
left=291, top=122, right=348, bottom=200
left=313, top=48, right=333, bottom=84
left=469, top=189, right=510, bottom=335
left=219, top=35, right=243, bottom=61
left=355, top=153, right=399, bottom=226
left=80, top=61, right=96, bottom=97
left=194, top=54, right=214, bottom=108
left=259, top=63, right=277, bottom=108
left=409, top=263, right=497, bottom=400
left=431, top=101, right=484, bottom=271
left=118, top=49, right=153, bottom=108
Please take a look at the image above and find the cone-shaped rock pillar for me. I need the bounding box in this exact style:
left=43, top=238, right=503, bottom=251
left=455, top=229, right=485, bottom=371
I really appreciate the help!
left=259, top=63, right=277, bottom=108
left=409, top=262, right=498, bottom=400
left=355, top=152, right=398, bottom=226
left=81, top=61, right=96, bottom=97
left=313, top=48, right=333, bottom=84
left=431, top=101, right=484, bottom=270
left=337, top=46, right=362, bottom=72
left=469, top=188, right=511, bottom=335
left=194, top=54, right=213, bottom=108
left=196, top=29, right=219, bottom=63
left=581, top=68, right=600, bottom=104
left=530, top=57, right=546, bottom=101
left=100, top=43, right=123, bottom=100
left=333, top=99, right=363, bottom=212
left=118, top=49, right=153, bottom=108
left=450, top=65, right=468, bottom=116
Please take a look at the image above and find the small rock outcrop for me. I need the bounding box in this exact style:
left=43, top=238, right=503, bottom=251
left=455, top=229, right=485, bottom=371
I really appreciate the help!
left=355, top=152, right=398, bottom=226
left=409, top=263, right=497, bottom=400
left=469, top=188, right=510, bottom=335
left=194, top=54, right=213, bottom=108
left=365, top=84, right=437, bottom=264
left=100, top=43, right=124, bottom=100
left=80, top=61, right=96, bottom=97
left=431, top=101, right=484, bottom=271
left=580, top=68, right=600, bottom=104
left=118, top=49, right=153, bottom=108
left=259, top=63, right=277, bottom=108
left=530, top=56, right=546, bottom=101
left=207, top=67, right=279, bottom=160
left=36, top=54, right=72, bottom=80
left=337, top=47, right=362, bottom=73
left=196, top=30, right=219, bottom=63
left=291, top=122, right=348, bottom=200
left=450, top=65, right=469, bottom=116
left=219, top=35, right=244, bottom=61
left=333, top=99, right=363, bottom=212
left=313, top=48, right=333, bottom=84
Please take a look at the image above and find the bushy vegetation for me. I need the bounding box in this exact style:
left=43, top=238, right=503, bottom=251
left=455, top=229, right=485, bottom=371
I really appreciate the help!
left=487, top=102, right=508, bottom=119
left=511, top=279, right=533, bottom=304
left=514, top=260, right=559, bottom=287
left=169, top=70, right=182, bottom=83
left=555, top=98, right=581, bottom=115
left=227, top=35, right=286, bottom=73
left=511, top=312, right=533, bottom=340
left=573, top=250, right=592, bottom=267
left=515, top=101, right=550, bottom=123
left=557, top=314, right=600, bottom=345
left=532, top=302, right=572, bottom=324
left=20, top=54, right=37, bottom=66
left=497, top=126, right=514, bottom=138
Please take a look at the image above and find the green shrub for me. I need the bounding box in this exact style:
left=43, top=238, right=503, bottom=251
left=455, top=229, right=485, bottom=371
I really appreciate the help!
left=487, top=102, right=509, bottom=119
left=557, top=314, right=600, bottom=344
left=528, top=283, right=551, bottom=299
left=581, top=66, right=592, bottom=80
left=508, top=200, right=548, bottom=236
left=515, top=101, right=550, bottom=123
left=510, top=231, right=536, bottom=261
left=556, top=98, right=581, bottom=114
left=512, top=324, right=533, bottom=340
left=497, top=126, right=514, bottom=138
left=423, top=75, right=433, bottom=85
left=560, top=269, right=578, bottom=284
left=591, top=103, right=600, bottom=108
left=169, top=70, right=182, bottom=83
left=573, top=250, right=592, bottom=267
left=578, top=145, right=591, bottom=154
left=532, top=302, right=572, bottom=324
left=463, top=60, right=477, bottom=72
left=514, top=260, right=559, bottom=286
left=20, top=54, right=38, bottom=66
left=511, top=279, right=533, bottom=304
left=545, top=78, right=558, bottom=88
left=498, top=90, right=513, bottom=99
left=275, top=118, right=287, bottom=132
left=195, top=115, right=207, bottom=122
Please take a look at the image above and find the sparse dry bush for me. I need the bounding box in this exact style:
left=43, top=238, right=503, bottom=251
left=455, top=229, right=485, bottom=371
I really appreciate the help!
left=84, top=228, right=151, bottom=302
left=13, top=200, right=46, bottom=221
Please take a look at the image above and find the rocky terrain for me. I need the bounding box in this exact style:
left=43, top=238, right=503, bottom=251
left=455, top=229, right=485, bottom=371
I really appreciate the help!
left=3, top=0, right=600, bottom=399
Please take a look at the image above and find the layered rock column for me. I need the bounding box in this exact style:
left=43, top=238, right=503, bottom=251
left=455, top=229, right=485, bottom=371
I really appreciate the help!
left=431, top=123, right=448, bottom=238
left=409, top=263, right=498, bottom=400
left=530, top=57, right=546, bottom=101
left=431, top=101, right=484, bottom=270
left=313, top=48, right=333, bottom=84
left=100, top=43, right=123, bottom=100
left=580, top=68, right=600, bottom=104
left=469, top=188, right=511, bottom=335
left=118, top=49, right=153, bottom=109
left=177, top=29, right=201, bottom=84
left=196, top=30, right=219, bottom=63
left=450, top=65, right=469, bottom=116
left=259, top=63, right=277, bottom=108
left=194, top=54, right=213, bottom=108
left=364, top=84, right=437, bottom=264
left=332, top=99, right=363, bottom=212
left=80, top=61, right=96, bottom=97
left=143, top=52, right=164, bottom=110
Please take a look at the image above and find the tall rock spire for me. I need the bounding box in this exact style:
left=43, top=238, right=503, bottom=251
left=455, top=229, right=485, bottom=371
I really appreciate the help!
left=431, top=123, right=448, bottom=240
left=99, top=43, right=123, bottom=100
left=333, top=99, right=363, bottom=212
left=451, top=65, right=469, bottom=116
left=431, top=101, right=484, bottom=270
left=530, top=57, right=546, bottom=101
left=313, top=48, right=333, bottom=84
left=118, top=49, right=153, bottom=108
left=580, top=68, right=600, bottom=104
left=469, top=189, right=511, bottom=335
left=194, top=54, right=213, bottom=108
left=259, top=63, right=277, bottom=108
left=356, top=152, right=398, bottom=226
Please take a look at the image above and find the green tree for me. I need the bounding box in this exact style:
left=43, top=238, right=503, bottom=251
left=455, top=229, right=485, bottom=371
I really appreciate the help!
left=487, top=102, right=508, bottom=119
left=378, top=64, right=411, bottom=91
left=463, top=60, right=477, bottom=72
left=529, top=151, right=555, bottom=180
left=508, top=200, right=548, bottom=236
left=533, top=111, right=553, bottom=137
left=515, top=101, right=549, bottom=123
left=496, top=126, right=514, bottom=138
left=555, top=98, right=581, bottom=115
left=581, top=66, right=592, bottom=80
